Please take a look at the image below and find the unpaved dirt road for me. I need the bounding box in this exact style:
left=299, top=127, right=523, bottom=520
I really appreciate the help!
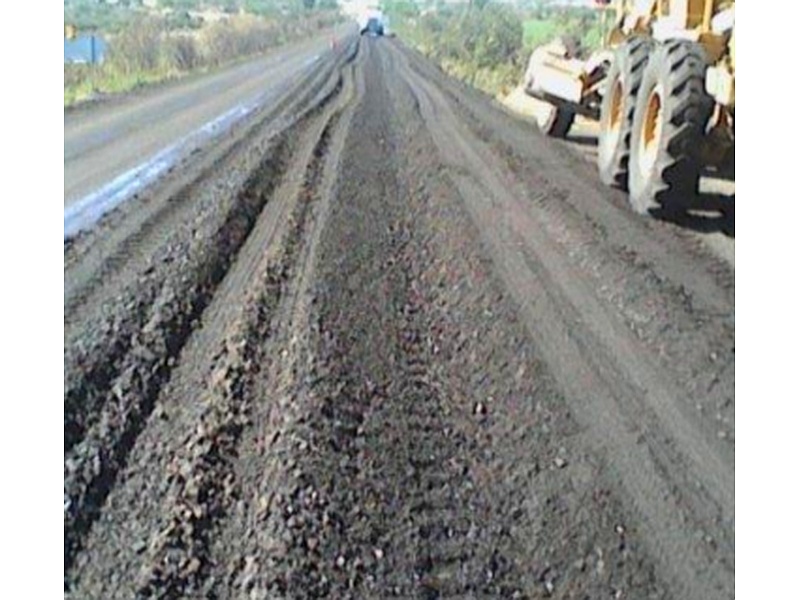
left=501, top=88, right=735, bottom=268
left=64, top=30, right=344, bottom=209
left=65, top=36, right=734, bottom=599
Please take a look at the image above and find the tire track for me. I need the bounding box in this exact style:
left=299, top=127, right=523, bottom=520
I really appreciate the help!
left=387, top=41, right=733, bottom=599
left=415, top=55, right=735, bottom=445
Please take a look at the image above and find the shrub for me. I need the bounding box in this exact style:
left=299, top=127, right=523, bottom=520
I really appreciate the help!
left=403, top=5, right=524, bottom=95
left=107, top=17, right=165, bottom=75
left=65, top=8, right=344, bottom=106
left=162, top=35, right=200, bottom=72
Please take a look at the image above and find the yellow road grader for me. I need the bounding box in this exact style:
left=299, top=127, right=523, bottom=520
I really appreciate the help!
left=523, top=0, right=735, bottom=215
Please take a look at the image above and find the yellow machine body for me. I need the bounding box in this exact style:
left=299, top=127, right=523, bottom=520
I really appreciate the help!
left=522, top=0, right=734, bottom=137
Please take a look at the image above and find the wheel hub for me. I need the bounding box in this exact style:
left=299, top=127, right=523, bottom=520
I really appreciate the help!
left=639, top=85, right=664, bottom=176
left=603, top=79, right=624, bottom=151
left=609, top=80, right=623, bottom=132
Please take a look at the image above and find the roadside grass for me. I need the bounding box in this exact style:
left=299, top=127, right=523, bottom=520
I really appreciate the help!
left=522, top=18, right=559, bottom=50
left=390, top=7, right=524, bottom=98
left=523, top=14, right=605, bottom=53
left=65, top=65, right=182, bottom=106
left=64, top=12, right=341, bottom=108
left=388, top=6, right=604, bottom=100
left=438, top=58, right=522, bottom=97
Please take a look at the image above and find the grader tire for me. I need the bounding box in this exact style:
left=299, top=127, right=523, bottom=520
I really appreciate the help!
left=597, top=36, right=653, bottom=188
left=537, top=104, right=575, bottom=138
left=628, top=40, right=714, bottom=215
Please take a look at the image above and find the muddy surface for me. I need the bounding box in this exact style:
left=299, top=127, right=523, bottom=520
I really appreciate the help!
left=65, top=36, right=734, bottom=599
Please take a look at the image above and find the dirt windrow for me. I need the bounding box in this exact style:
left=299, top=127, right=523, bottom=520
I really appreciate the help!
left=217, top=40, right=668, bottom=600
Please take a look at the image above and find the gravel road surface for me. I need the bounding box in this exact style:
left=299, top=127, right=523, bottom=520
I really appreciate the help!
left=64, top=36, right=734, bottom=600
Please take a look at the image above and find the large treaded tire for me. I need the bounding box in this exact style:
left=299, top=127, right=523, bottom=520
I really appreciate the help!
left=537, top=104, right=575, bottom=138
left=628, top=40, right=714, bottom=214
left=597, top=36, right=653, bottom=188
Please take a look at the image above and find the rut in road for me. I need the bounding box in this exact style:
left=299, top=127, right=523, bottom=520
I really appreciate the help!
left=384, top=43, right=733, bottom=599
left=65, top=37, right=733, bottom=600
